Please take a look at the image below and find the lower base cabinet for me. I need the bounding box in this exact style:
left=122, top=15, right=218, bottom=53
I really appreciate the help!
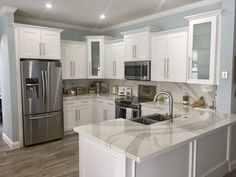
left=78, top=126, right=235, bottom=177
left=63, top=97, right=116, bottom=133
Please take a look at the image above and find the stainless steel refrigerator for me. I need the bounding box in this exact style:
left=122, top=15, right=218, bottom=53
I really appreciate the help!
left=21, top=59, right=63, bottom=146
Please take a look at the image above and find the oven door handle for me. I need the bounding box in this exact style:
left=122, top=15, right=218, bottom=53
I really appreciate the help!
left=118, top=106, right=140, bottom=111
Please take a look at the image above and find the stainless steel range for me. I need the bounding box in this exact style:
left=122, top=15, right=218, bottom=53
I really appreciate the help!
left=115, top=85, right=156, bottom=119
left=21, top=59, right=63, bottom=146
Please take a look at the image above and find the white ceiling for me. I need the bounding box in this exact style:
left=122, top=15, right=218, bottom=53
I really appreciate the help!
left=0, top=0, right=211, bottom=30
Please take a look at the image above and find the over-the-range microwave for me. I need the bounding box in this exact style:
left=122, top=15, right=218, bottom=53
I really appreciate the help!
left=124, top=61, right=151, bottom=81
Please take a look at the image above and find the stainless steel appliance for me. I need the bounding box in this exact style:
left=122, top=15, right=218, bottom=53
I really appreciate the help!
left=115, top=97, right=141, bottom=119
left=21, top=59, right=63, bottom=146
left=124, top=61, right=151, bottom=81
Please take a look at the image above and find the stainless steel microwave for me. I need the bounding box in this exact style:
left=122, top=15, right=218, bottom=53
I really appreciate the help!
left=124, top=61, right=151, bottom=81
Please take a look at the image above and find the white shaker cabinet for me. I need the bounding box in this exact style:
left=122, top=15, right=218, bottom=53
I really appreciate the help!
left=94, top=99, right=116, bottom=122
left=104, top=42, right=125, bottom=79
left=151, top=29, right=188, bottom=83
left=185, top=10, right=221, bottom=85
left=63, top=100, right=77, bottom=132
left=121, top=27, right=159, bottom=61
left=15, top=24, right=63, bottom=59
left=61, top=41, right=87, bottom=79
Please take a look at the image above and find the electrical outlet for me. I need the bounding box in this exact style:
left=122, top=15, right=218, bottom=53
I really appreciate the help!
left=222, top=71, right=228, bottom=80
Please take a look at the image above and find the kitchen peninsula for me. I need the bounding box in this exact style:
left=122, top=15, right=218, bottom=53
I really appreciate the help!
left=74, top=107, right=236, bottom=177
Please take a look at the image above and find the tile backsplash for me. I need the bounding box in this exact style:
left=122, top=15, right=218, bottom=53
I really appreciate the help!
left=63, top=79, right=217, bottom=107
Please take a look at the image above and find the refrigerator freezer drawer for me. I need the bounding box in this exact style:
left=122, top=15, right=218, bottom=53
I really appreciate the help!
left=24, top=111, right=63, bottom=146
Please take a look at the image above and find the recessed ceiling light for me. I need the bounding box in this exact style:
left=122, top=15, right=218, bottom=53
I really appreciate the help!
left=100, top=14, right=106, bottom=19
left=45, top=3, right=52, bottom=9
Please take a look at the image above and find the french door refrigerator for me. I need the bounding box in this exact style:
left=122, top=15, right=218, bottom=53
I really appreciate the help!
left=21, top=59, right=63, bottom=146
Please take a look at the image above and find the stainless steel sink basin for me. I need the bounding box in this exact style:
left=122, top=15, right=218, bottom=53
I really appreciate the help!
left=130, top=113, right=169, bottom=125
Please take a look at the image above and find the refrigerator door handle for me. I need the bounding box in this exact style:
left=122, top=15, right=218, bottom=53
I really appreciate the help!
left=44, top=70, right=48, bottom=111
left=41, top=70, right=46, bottom=105
left=27, top=112, right=61, bottom=120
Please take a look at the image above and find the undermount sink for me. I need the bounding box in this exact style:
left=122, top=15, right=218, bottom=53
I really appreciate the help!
left=130, top=113, right=170, bottom=125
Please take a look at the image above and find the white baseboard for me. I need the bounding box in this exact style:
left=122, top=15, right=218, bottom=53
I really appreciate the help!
left=231, top=159, right=236, bottom=171
left=2, top=133, right=21, bottom=150
left=202, top=161, right=229, bottom=177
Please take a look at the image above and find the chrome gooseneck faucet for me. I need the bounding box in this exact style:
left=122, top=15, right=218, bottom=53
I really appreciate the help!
left=153, top=91, right=174, bottom=122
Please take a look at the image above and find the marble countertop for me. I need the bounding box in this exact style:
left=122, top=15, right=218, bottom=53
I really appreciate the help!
left=63, top=94, right=118, bottom=101
left=74, top=108, right=236, bottom=163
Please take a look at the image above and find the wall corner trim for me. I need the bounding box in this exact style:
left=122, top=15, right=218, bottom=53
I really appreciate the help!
left=2, top=132, right=21, bottom=150
left=0, top=6, right=17, bottom=16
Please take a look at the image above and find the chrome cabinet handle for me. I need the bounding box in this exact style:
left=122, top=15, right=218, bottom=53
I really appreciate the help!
left=188, top=57, right=191, bottom=79
left=114, top=61, right=116, bottom=77
left=113, top=61, right=115, bottom=76
left=43, top=43, right=45, bottom=56
left=135, top=45, right=137, bottom=58
left=132, top=45, right=134, bottom=58
left=164, top=58, right=166, bottom=78
left=73, top=62, right=76, bottom=77
left=39, top=43, right=42, bottom=56
left=71, top=62, right=73, bottom=77
left=77, top=110, right=80, bottom=120
left=167, top=58, right=169, bottom=78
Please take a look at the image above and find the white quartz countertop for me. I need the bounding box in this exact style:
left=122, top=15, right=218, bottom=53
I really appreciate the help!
left=63, top=94, right=118, bottom=101
left=74, top=108, right=236, bottom=163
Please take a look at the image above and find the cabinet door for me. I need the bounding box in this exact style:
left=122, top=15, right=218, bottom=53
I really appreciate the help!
left=116, top=43, right=125, bottom=80
left=88, top=40, right=104, bottom=78
left=124, top=36, right=135, bottom=61
left=63, top=108, right=77, bottom=131
left=18, top=28, right=41, bottom=58
left=187, top=16, right=217, bottom=84
left=104, top=45, right=115, bottom=79
left=167, top=32, right=188, bottom=83
left=78, top=106, right=93, bottom=126
left=151, top=35, right=168, bottom=81
left=105, top=107, right=115, bottom=120
left=71, top=43, right=87, bottom=79
left=41, top=30, right=61, bottom=59
left=135, top=32, right=149, bottom=60
left=61, top=43, right=72, bottom=79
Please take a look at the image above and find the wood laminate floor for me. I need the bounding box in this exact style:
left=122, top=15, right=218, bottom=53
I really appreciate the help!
left=0, top=126, right=79, bottom=177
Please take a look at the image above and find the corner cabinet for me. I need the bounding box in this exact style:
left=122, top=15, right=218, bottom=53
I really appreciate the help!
left=104, top=42, right=125, bottom=79
left=185, top=10, right=221, bottom=85
left=151, top=29, right=188, bottom=83
left=121, top=27, right=159, bottom=61
left=61, top=41, right=87, bottom=79
left=15, top=24, right=63, bottom=60
left=86, top=36, right=112, bottom=79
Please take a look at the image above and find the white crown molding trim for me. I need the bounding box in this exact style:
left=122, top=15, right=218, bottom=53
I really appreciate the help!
left=14, top=23, right=64, bottom=32
left=0, top=6, right=17, bottom=16
left=2, top=132, right=21, bottom=150
left=14, top=16, right=97, bottom=32
left=99, top=0, right=222, bottom=32
left=120, top=27, right=160, bottom=36
left=184, top=9, right=223, bottom=21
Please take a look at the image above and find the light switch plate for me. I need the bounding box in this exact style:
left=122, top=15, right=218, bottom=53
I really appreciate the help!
left=222, top=71, right=228, bottom=80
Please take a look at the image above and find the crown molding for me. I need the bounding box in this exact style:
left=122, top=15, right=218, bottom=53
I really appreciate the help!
left=184, top=9, right=223, bottom=21
left=14, top=23, right=64, bottom=32
left=14, top=16, right=97, bottom=32
left=100, top=0, right=222, bottom=32
left=0, top=6, right=17, bottom=16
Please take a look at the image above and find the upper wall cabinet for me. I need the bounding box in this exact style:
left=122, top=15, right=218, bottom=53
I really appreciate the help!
left=185, top=10, right=222, bottom=85
left=61, top=41, right=87, bottom=80
left=151, top=29, right=188, bottom=83
left=121, top=27, right=159, bottom=61
left=15, top=24, right=63, bottom=60
left=104, top=41, right=125, bottom=80
left=86, top=36, right=112, bottom=79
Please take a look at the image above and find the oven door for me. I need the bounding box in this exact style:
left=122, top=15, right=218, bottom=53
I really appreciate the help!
left=115, top=104, right=141, bottom=119
left=124, top=61, right=151, bottom=81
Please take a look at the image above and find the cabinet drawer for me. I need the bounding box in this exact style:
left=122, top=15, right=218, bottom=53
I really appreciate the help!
left=77, top=99, right=93, bottom=106
left=105, top=101, right=115, bottom=107
left=63, top=100, right=77, bottom=108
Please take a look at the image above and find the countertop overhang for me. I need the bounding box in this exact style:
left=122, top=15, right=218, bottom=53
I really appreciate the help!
left=74, top=109, right=236, bottom=163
